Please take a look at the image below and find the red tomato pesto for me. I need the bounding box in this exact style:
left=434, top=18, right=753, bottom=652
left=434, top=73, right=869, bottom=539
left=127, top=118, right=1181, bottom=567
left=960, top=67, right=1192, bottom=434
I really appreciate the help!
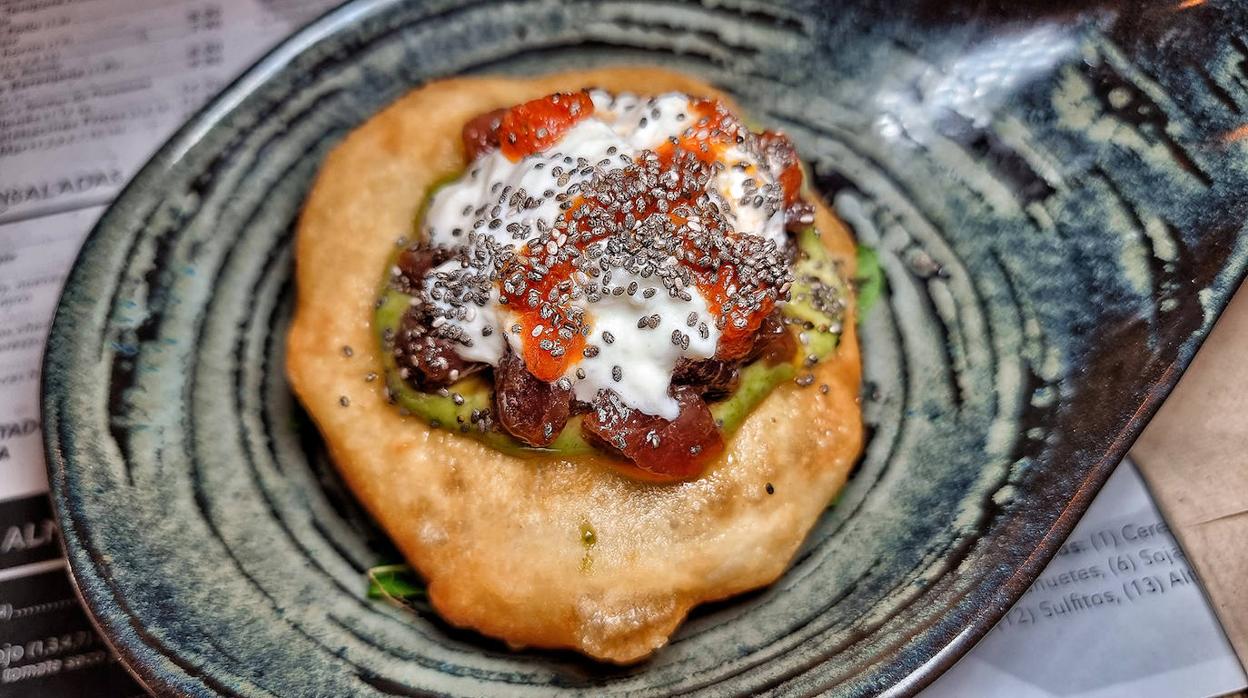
left=498, top=92, right=596, bottom=161
left=484, top=92, right=798, bottom=378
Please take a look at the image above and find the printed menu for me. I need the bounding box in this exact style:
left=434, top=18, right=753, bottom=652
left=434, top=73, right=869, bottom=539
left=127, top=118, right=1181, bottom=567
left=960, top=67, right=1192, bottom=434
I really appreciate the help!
left=0, top=1, right=1245, bottom=695
left=925, top=461, right=1245, bottom=698
left=1, top=1, right=341, bottom=694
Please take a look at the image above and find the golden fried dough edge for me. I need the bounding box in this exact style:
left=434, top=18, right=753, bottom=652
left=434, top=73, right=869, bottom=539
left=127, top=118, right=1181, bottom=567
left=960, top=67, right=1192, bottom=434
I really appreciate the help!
left=286, top=66, right=863, bottom=663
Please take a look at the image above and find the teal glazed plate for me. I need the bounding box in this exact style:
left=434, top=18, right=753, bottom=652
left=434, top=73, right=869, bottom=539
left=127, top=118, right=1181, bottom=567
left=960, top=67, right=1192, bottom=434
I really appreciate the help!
left=42, top=1, right=1248, bottom=696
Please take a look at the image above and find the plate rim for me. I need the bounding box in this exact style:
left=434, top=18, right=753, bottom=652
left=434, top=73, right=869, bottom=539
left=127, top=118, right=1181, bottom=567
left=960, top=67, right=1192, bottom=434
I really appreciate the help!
left=39, top=0, right=1238, bottom=695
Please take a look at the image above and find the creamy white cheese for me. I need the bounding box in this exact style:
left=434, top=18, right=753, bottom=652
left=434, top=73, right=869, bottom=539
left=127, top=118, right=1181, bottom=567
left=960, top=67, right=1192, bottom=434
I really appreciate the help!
left=420, top=90, right=787, bottom=419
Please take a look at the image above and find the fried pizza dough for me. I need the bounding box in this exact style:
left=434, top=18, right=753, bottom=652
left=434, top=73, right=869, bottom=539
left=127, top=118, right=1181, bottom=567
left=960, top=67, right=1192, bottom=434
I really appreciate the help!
left=286, top=67, right=863, bottom=663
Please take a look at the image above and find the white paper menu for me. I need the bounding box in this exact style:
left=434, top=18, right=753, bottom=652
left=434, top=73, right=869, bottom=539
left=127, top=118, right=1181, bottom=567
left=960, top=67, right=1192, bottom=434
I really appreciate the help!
left=0, top=1, right=1245, bottom=695
left=0, top=1, right=341, bottom=694
left=923, top=460, right=1246, bottom=698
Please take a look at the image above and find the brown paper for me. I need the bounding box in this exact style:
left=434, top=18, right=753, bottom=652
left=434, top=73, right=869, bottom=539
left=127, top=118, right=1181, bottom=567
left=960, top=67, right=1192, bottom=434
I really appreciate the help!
left=1132, top=280, right=1248, bottom=668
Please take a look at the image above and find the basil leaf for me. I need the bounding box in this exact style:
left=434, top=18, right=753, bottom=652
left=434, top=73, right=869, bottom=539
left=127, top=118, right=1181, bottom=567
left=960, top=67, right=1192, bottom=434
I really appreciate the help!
left=366, top=564, right=426, bottom=601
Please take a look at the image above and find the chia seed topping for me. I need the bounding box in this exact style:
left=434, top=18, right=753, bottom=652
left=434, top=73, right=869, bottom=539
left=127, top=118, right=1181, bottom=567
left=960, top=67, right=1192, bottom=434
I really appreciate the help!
left=387, top=89, right=845, bottom=422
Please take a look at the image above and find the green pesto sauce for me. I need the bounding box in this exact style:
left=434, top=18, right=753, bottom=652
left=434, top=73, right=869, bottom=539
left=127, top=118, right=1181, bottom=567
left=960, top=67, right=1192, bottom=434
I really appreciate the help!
left=375, top=185, right=848, bottom=457
left=580, top=522, right=597, bottom=547
left=579, top=522, right=597, bottom=573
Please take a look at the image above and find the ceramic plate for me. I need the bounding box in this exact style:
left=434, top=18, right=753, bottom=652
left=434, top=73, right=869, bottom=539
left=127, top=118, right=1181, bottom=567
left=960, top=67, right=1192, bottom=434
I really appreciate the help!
left=43, top=1, right=1248, bottom=696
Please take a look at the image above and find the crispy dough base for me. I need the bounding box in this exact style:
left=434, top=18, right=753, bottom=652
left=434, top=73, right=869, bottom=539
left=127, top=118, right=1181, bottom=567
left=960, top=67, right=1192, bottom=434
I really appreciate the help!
left=287, top=67, right=863, bottom=663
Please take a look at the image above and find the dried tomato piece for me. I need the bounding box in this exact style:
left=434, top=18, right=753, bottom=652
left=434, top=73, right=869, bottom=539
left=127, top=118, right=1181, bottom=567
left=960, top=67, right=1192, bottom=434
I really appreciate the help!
left=494, top=350, right=572, bottom=447
left=673, top=358, right=740, bottom=400
left=747, top=310, right=797, bottom=365
left=461, top=108, right=506, bottom=161
left=394, top=309, right=484, bottom=389
left=395, top=245, right=448, bottom=293
left=784, top=199, right=816, bottom=233
left=582, top=387, right=723, bottom=478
